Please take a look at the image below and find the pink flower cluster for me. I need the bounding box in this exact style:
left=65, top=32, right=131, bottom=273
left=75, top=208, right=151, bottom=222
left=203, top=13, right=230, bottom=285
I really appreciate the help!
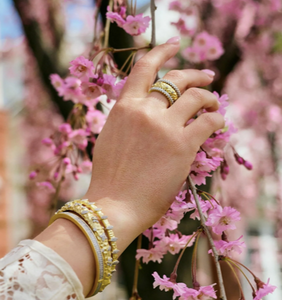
left=134, top=88, right=274, bottom=298
left=254, top=278, right=276, bottom=300
left=208, top=235, right=246, bottom=257
left=51, top=56, right=127, bottom=105
left=182, top=31, right=224, bottom=63
left=170, top=1, right=198, bottom=36
left=152, top=272, right=217, bottom=300
left=106, top=6, right=150, bottom=36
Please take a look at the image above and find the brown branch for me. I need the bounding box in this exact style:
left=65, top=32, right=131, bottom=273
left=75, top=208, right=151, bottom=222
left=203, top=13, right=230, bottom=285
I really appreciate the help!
left=188, top=176, right=227, bottom=300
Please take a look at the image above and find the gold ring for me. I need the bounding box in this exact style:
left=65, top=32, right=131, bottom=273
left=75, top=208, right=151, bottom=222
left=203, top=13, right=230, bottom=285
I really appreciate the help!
left=149, top=79, right=181, bottom=107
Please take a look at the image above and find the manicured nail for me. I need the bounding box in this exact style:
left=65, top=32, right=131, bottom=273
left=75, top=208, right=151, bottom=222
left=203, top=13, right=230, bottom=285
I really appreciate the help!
left=166, top=36, right=180, bottom=44
left=201, top=69, right=215, bottom=77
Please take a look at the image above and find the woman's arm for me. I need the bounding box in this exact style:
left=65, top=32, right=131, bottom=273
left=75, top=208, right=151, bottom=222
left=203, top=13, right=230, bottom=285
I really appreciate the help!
left=35, top=38, right=224, bottom=297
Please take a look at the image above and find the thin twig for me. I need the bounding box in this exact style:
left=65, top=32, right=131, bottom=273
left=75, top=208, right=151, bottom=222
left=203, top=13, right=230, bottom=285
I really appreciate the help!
left=172, top=230, right=200, bottom=275
left=111, top=45, right=151, bottom=53
left=225, top=260, right=245, bottom=299
left=103, top=0, right=114, bottom=48
left=131, top=234, right=143, bottom=299
left=225, top=258, right=256, bottom=294
left=150, top=0, right=157, bottom=47
left=188, top=176, right=227, bottom=300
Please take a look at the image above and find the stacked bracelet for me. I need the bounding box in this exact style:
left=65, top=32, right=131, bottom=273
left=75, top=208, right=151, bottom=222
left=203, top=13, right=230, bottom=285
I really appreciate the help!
left=49, top=199, right=119, bottom=297
left=49, top=211, right=104, bottom=295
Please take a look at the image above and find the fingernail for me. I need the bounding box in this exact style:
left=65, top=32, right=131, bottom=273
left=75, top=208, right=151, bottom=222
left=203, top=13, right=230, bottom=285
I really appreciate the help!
left=201, top=69, right=215, bottom=77
left=166, top=36, right=180, bottom=44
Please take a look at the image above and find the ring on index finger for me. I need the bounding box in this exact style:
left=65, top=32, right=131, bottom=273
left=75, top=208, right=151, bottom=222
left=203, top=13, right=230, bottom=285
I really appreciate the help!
left=149, top=79, right=182, bottom=107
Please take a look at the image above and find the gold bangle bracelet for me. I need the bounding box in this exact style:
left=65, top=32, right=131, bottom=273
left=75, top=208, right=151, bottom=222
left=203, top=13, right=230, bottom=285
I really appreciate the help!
left=56, top=200, right=116, bottom=295
left=49, top=211, right=104, bottom=296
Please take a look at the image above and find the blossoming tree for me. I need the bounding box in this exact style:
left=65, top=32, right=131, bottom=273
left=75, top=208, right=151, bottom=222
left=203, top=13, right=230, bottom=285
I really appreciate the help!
left=9, top=0, right=282, bottom=299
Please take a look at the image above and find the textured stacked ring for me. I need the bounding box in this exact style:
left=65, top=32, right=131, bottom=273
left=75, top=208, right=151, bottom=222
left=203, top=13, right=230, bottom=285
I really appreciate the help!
left=149, top=79, right=181, bottom=107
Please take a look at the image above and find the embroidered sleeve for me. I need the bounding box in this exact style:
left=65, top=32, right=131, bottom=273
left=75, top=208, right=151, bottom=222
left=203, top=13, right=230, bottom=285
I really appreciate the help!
left=0, top=240, right=85, bottom=300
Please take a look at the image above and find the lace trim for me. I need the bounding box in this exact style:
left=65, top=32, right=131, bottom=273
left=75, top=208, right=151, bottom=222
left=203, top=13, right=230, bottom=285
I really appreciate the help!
left=0, top=240, right=85, bottom=300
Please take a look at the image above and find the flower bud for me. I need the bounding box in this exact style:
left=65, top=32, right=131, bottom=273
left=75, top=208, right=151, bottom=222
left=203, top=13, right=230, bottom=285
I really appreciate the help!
left=234, top=153, right=244, bottom=164
left=42, top=138, right=53, bottom=146
left=29, top=170, right=38, bottom=180
left=63, top=157, right=71, bottom=165
left=221, top=172, right=227, bottom=180
left=244, top=160, right=253, bottom=170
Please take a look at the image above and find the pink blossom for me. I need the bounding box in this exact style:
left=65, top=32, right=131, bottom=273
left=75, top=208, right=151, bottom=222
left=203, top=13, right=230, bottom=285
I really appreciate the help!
left=190, top=151, right=222, bottom=185
left=213, top=91, right=229, bottom=116
left=123, top=14, right=151, bottom=36
left=197, top=284, right=217, bottom=299
left=143, top=227, right=165, bottom=240
left=69, top=129, right=89, bottom=150
left=204, top=120, right=237, bottom=150
left=253, top=279, right=276, bottom=300
left=171, top=16, right=196, bottom=36
left=187, top=198, right=216, bottom=220
left=155, top=233, right=195, bottom=255
left=182, top=47, right=201, bottom=63
left=106, top=6, right=126, bottom=27
left=136, top=248, right=165, bottom=263
left=152, top=272, right=174, bottom=291
left=179, top=284, right=217, bottom=300
left=102, top=74, right=127, bottom=100
left=69, top=56, right=94, bottom=80
left=209, top=235, right=246, bottom=256
left=169, top=1, right=183, bottom=13
left=155, top=215, right=178, bottom=231
left=182, top=31, right=224, bottom=63
left=152, top=273, right=190, bottom=299
left=178, top=287, right=199, bottom=300
left=62, top=77, right=84, bottom=103
left=86, top=109, right=106, bottom=134
left=59, top=123, right=72, bottom=134
left=50, top=74, right=65, bottom=95
left=206, top=206, right=241, bottom=235
left=81, top=81, right=105, bottom=100
left=169, top=1, right=196, bottom=15
left=36, top=181, right=56, bottom=193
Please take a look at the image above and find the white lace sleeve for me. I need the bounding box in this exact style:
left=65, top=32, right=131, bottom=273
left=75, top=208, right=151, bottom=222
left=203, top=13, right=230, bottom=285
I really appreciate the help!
left=0, top=239, right=85, bottom=300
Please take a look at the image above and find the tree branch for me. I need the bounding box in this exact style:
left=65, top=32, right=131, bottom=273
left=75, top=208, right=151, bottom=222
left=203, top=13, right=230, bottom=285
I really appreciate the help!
left=188, top=176, right=227, bottom=300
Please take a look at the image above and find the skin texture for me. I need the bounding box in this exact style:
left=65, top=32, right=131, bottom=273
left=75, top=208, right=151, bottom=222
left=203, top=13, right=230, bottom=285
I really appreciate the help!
left=35, top=38, right=225, bottom=297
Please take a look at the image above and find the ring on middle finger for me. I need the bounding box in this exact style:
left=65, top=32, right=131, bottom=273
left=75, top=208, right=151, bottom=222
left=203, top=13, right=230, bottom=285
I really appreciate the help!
left=149, top=79, right=181, bottom=107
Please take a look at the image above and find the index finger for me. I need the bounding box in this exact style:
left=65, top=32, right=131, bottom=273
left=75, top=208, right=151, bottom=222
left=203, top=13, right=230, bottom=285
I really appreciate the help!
left=119, top=38, right=180, bottom=99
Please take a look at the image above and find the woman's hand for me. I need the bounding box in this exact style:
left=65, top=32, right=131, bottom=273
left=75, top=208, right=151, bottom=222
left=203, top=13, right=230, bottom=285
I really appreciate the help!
left=36, top=38, right=224, bottom=296
left=84, top=38, right=225, bottom=252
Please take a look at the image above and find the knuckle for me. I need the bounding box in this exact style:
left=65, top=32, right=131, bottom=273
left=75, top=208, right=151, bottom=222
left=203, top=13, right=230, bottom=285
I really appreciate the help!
left=134, top=58, right=153, bottom=71
left=202, top=113, right=224, bottom=130
left=166, top=70, right=184, bottom=82
left=187, top=87, right=203, bottom=103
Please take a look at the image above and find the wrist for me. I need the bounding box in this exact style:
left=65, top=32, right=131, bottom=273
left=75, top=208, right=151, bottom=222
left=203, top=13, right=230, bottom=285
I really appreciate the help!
left=82, top=195, right=144, bottom=253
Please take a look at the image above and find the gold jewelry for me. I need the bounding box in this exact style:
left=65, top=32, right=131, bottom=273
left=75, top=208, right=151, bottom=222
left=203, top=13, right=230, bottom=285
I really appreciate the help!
left=50, top=199, right=119, bottom=296
left=149, top=79, right=181, bottom=107
left=49, top=211, right=104, bottom=295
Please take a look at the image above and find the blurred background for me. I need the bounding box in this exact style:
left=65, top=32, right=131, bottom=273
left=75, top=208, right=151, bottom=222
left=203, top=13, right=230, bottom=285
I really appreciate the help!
left=0, top=0, right=281, bottom=299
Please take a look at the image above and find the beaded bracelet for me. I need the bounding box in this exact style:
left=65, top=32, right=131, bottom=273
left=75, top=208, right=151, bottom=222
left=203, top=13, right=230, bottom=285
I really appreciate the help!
left=49, top=211, right=104, bottom=295
left=51, top=199, right=119, bottom=296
